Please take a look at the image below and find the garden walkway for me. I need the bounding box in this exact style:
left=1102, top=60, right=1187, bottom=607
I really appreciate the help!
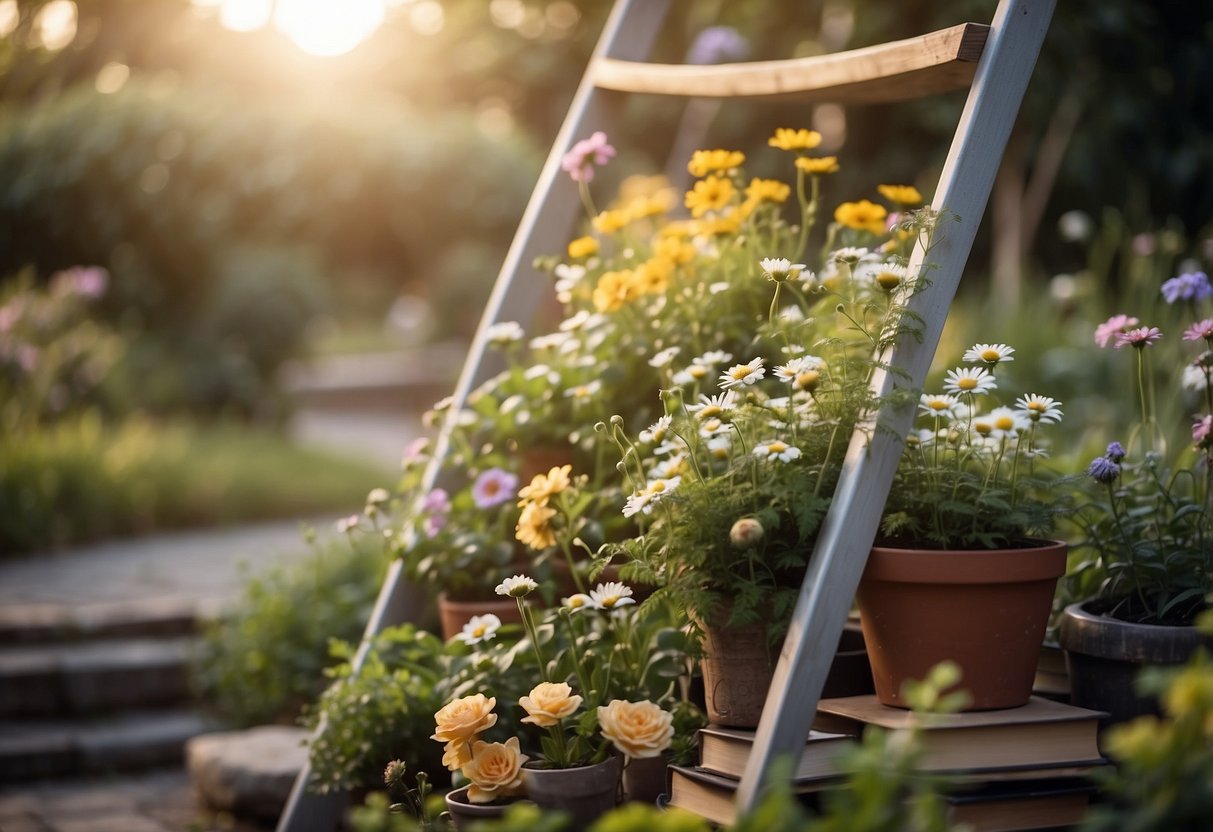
left=0, top=360, right=435, bottom=831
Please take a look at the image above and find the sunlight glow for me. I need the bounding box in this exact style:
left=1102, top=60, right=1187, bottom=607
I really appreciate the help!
left=273, top=0, right=385, bottom=57
left=35, top=0, right=77, bottom=50
left=219, top=0, right=272, bottom=33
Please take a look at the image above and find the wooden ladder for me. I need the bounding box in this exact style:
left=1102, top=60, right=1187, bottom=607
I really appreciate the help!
left=277, top=1, right=1054, bottom=828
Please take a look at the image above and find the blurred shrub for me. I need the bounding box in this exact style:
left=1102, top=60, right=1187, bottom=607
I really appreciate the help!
left=0, top=80, right=538, bottom=413
left=0, top=414, right=388, bottom=554
left=195, top=529, right=388, bottom=727
left=0, top=266, right=124, bottom=432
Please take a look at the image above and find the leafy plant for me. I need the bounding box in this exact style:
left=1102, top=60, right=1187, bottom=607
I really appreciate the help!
left=194, top=531, right=387, bottom=727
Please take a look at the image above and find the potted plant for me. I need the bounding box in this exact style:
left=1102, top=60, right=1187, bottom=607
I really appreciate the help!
left=871, top=342, right=1071, bottom=710
left=431, top=573, right=683, bottom=828
left=1058, top=278, right=1213, bottom=722
left=592, top=130, right=936, bottom=726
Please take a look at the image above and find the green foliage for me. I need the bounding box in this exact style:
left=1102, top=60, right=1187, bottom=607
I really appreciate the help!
left=1080, top=613, right=1213, bottom=831
left=0, top=414, right=388, bottom=554
left=194, top=532, right=387, bottom=727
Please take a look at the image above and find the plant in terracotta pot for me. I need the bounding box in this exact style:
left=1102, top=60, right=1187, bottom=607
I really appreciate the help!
left=1057, top=281, right=1213, bottom=721
left=596, top=236, right=933, bottom=726
left=431, top=573, right=681, bottom=828
left=873, top=342, right=1071, bottom=710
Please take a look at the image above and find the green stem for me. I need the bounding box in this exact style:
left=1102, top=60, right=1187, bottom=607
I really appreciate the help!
left=519, top=599, right=550, bottom=682
left=578, top=180, right=598, bottom=224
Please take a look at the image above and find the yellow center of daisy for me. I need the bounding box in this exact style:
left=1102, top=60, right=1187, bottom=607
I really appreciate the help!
left=957, top=377, right=978, bottom=390
left=698, top=405, right=722, bottom=420
left=876, top=271, right=901, bottom=290
left=974, top=422, right=992, bottom=436
left=650, top=481, right=667, bottom=494
left=795, top=371, right=820, bottom=391
left=689, top=365, right=708, bottom=378
left=703, top=418, right=722, bottom=433
left=981, top=348, right=1001, bottom=362
left=731, top=366, right=755, bottom=380
left=601, top=595, right=620, bottom=608
left=1027, top=402, right=1045, bottom=412
left=768, top=441, right=787, bottom=454
left=568, top=597, right=585, bottom=608
left=994, top=416, right=1015, bottom=431
left=927, top=399, right=949, bottom=411
left=472, top=624, right=487, bottom=638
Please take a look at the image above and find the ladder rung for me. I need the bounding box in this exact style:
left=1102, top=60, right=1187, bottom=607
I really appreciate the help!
left=591, top=22, right=988, bottom=104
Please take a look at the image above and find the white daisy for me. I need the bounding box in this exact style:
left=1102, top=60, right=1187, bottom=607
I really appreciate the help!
left=1014, top=394, right=1064, bottom=424
left=963, top=343, right=1016, bottom=366
left=456, top=614, right=502, bottom=645
left=697, top=350, right=733, bottom=366
left=943, top=366, right=997, bottom=396
left=706, top=435, right=732, bottom=460
left=672, top=362, right=712, bottom=386
left=529, top=331, right=571, bottom=351
left=699, top=417, right=730, bottom=437
left=774, top=356, right=825, bottom=382
left=639, top=415, right=672, bottom=445
left=589, top=581, right=635, bottom=611
left=719, top=357, right=766, bottom=389
left=709, top=282, right=730, bottom=294
left=649, top=346, right=681, bottom=368
left=486, top=321, right=524, bottom=344
left=649, top=455, right=687, bottom=479
left=495, top=574, right=538, bottom=598
left=832, top=246, right=870, bottom=264
left=918, top=393, right=960, bottom=420
left=986, top=406, right=1030, bottom=437
left=523, top=363, right=554, bottom=381
left=686, top=391, right=736, bottom=420
left=759, top=257, right=806, bottom=282
left=563, top=593, right=594, bottom=613
left=753, top=439, right=802, bottom=463
left=564, top=380, right=602, bottom=400
left=622, top=476, right=681, bottom=516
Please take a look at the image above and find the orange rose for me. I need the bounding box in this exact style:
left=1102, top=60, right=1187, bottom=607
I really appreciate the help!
left=433, top=694, right=498, bottom=770
left=462, top=737, right=529, bottom=804
left=519, top=682, right=583, bottom=727
left=597, top=699, right=674, bottom=759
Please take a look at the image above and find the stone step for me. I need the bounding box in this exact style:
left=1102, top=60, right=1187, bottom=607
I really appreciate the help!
left=0, top=598, right=213, bottom=645
left=0, top=636, right=197, bottom=718
left=0, top=709, right=220, bottom=782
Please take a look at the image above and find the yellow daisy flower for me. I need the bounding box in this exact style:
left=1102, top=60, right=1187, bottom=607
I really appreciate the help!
left=744, top=178, right=791, bottom=204
left=635, top=257, right=674, bottom=294
left=877, top=184, right=923, bottom=205
left=684, top=175, right=737, bottom=218
left=768, top=127, right=822, bottom=151
left=653, top=236, right=696, bottom=266
left=834, top=199, right=888, bottom=235
left=515, top=501, right=557, bottom=550
left=795, top=156, right=840, bottom=175
left=693, top=212, right=743, bottom=237
left=687, top=149, right=745, bottom=178
left=517, top=464, right=573, bottom=506
left=592, top=269, right=639, bottom=312
left=593, top=208, right=632, bottom=235
left=567, top=236, right=598, bottom=259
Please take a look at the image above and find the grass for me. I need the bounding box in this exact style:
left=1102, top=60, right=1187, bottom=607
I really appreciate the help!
left=0, top=412, right=393, bottom=555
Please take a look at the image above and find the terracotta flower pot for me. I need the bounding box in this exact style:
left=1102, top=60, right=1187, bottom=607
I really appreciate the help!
left=1059, top=598, right=1210, bottom=724
left=442, top=786, right=529, bottom=830
left=856, top=540, right=1067, bottom=710
left=437, top=592, right=524, bottom=642
left=522, top=756, right=622, bottom=827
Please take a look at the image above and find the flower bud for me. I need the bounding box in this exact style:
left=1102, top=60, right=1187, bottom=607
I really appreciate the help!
left=730, top=517, right=765, bottom=549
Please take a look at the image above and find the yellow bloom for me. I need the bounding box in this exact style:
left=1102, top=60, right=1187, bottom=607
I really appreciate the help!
left=617, top=173, right=674, bottom=204
left=592, top=269, right=639, bottom=312
left=653, top=235, right=696, bottom=266
left=433, top=694, right=498, bottom=770
left=693, top=211, right=743, bottom=237
left=517, top=464, right=572, bottom=505
left=625, top=194, right=672, bottom=220
left=592, top=208, right=632, bottom=235
left=744, top=178, right=791, bottom=205
left=795, top=156, right=840, bottom=175
left=519, top=682, right=583, bottom=727
left=461, top=737, right=528, bottom=804
left=442, top=740, right=472, bottom=770
left=769, top=127, right=822, bottom=151
left=635, top=257, right=674, bottom=294
left=684, top=176, right=736, bottom=218
left=567, top=236, right=598, bottom=259
left=515, top=500, right=557, bottom=550
left=597, top=699, right=674, bottom=759
left=834, top=199, right=888, bottom=235
left=687, top=149, right=745, bottom=178
left=658, top=221, right=694, bottom=239
left=878, top=184, right=923, bottom=205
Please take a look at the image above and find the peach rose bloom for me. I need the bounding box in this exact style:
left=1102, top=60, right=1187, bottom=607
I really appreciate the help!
left=519, top=682, right=583, bottom=727
left=597, top=699, right=674, bottom=759
left=462, top=737, right=529, bottom=804
left=433, top=694, right=498, bottom=770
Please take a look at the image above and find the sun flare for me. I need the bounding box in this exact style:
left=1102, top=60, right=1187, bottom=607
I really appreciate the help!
left=211, top=0, right=386, bottom=57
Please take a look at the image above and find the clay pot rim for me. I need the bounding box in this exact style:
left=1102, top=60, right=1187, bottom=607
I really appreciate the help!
left=864, top=539, right=1068, bottom=584
left=1058, top=599, right=1212, bottom=662
left=443, top=785, right=532, bottom=811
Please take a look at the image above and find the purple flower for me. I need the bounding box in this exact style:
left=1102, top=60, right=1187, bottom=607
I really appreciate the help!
left=1161, top=271, right=1212, bottom=304
left=1087, top=456, right=1121, bottom=484
left=1195, top=415, right=1212, bottom=449
left=1183, top=318, right=1213, bottom=342
left=560, top=131, right=615, bottom=183
left=1114, top=326, right=1162, bottom=349
left=52, top=266, right=109, bottom=299
left=421, top=488, right=450, bottom=538
left=687, top=26, right=749, bottom=65
left=1105, top=441, right=1126, bottom=462
left=1094, top=314, right=1139, bottom=348
left=471, top=468, right=519, bottom=509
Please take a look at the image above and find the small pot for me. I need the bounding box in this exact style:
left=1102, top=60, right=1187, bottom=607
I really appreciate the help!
left=857, top=540, right=1067, bottom=710
left=622, top=753, right=670, bottom=805
left=522, top=756, right=621, bottom=827
left=442, top=786, right=528, bottom=830
left=1059, top=599, right=1210, bottom=724
left=699, top=615, right=775, bottom=728
left=437, top=592, right=524, bottom=642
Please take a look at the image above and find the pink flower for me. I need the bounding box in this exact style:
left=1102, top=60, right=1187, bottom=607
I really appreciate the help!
left=1195, top=415, right=1212, bottom=449
left=422, top=488, right=451, bottom=538
left=471, top=468, right=519, bottom=509
left=560, top=131, right=615, bottom=183
left=1114, top=326, right=1163, bottom=349
left=1183, top=318, right=1213, bottom=342
left=52, top=266, right=109, bottom=298
left=1094, top=314, right=1139, bottom=348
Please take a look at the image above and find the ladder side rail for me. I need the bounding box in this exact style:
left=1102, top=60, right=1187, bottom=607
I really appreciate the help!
left=276, top=3, right=674, bottom=830
left=734, top=0, right=1056, bottom=812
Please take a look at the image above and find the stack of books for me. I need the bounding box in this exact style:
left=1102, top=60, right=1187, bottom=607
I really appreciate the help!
left=668, top=695, right=1107, bottom=830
